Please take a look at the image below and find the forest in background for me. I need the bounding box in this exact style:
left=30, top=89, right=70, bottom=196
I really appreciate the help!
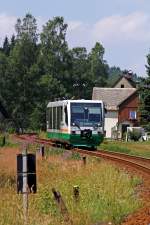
left=0, top=13, right=149, bottom=131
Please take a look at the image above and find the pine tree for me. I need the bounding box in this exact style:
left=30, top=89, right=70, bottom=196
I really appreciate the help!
left=3, top=36, right=10, bottom=56
left=139, top=54, right=150, bottom=131
left=2, top=14, right=39, bottom=132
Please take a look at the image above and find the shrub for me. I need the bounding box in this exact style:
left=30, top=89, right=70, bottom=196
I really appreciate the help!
left=128, top=129, right=142, bottom=141
left=0, top=135, right=5, bottom=146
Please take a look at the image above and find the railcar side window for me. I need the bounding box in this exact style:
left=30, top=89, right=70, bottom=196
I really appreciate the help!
left=64, top=106, right=68, bottom=125
left=57, top=106, right=63, bottom=129
left=49, top=107, right=52, bottom=129
left=53, top=107, right=56, bottom=129
left=46, top=109, right=49, bottom=128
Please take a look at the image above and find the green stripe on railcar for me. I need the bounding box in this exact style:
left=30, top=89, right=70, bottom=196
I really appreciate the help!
left=47, top=131, right=104, bottom=147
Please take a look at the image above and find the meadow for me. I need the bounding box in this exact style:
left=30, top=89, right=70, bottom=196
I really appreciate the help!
left=100, top=140, right=150, bottom=158
left=0, top=143, right=142, bottom=225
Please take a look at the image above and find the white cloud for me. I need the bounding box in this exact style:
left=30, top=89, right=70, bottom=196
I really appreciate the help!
left=92, top=12, right=150, bottom=43
left=0, top=12, right=149, bottom=75
left=66, top=11, right=150, bottom=46
left=0, top=13, right=47, bottom=45
left=1, top=11, right=149, bottom=46
left=0, top=13, right=16, bottom=44
left=66, top=11, right=150, bottom=76
left=67, top=21, right=83, bottom=31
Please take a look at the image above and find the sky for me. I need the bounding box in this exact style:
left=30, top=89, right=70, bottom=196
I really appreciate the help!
left=0, top=0, right=150, bottom=77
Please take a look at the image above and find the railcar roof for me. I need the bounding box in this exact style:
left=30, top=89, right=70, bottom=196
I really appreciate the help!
left=47, top=99, right=103, bottom=107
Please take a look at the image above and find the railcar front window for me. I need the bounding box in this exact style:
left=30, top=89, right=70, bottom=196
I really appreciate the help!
left=71, top=103, right=102, bottom=127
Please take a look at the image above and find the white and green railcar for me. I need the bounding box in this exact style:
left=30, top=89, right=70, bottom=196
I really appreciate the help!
left=46, top=100, right=105, bottom=148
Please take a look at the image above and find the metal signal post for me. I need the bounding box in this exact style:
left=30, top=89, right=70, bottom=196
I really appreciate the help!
left=22, top=145, right=28, bottom=225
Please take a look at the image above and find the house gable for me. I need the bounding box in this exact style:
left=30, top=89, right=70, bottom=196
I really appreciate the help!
left=113, top=76, right=136, bottom=88
left=118, top=91, right=139, bottom=124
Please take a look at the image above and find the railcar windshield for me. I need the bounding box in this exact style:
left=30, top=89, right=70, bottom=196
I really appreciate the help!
left=71, top=102, right=102, bottom=127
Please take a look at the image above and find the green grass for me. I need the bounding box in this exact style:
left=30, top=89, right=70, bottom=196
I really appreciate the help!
left=54, top=163, right=140, bottom=224
left=0, top=134, right=20, bottom=149
left=100, top=140, right=150, bottom=158
left=101, top=143, right=131, bottom=154
left=0, top=135, right=5, bottom=147
left=0, top=145, right=142, bottom=225
left=0, top=171, right=16, bottom=188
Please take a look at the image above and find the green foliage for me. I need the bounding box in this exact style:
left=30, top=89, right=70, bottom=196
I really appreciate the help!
left=128, top=129, right=142, bottom=141
left=0, top=14, right=39, bottom=132
left=100, top=140, right=150, bottom=158
left=0, top=135, right=5, bottom=147
left=36, top=185, right=59, bottom=215
left=88, top=42, right=109, bottom=87
left=69, top=152, right=81, bottom=160
left=139, top=53, right=150, bottom=130
left=107, top=66, right=122, bottom=87
left=55, top=162, right=140, bottom=225
left=0, top=13, right=131, bottom=132
left=3, top=36, right=10, bottom=56
left=70, top=47, right=90, bottom=98
left=15, top=13, right=38, bottom=43
left=46, top=147, right=65, bottom=156
left=101, top=142, right=131, bottom=154
left=7, top=126, right=16, bottom=134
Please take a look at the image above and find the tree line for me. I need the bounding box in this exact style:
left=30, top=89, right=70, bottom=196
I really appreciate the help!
left=0, top=13, right=149, bottom=132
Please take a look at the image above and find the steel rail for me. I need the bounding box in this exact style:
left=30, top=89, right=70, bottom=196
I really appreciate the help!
left=99, top=149, right=150, bottom=164
left=73, top=148, right=150, bottom=175
left=15, top=134, right=150, bottom=175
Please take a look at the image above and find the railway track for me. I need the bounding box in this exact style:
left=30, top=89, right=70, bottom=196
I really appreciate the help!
left=15, top=134, right=150, bottom=175
left=73, top=148, right=150, bottom=175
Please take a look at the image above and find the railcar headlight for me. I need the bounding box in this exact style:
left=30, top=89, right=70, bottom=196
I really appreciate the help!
left=94, top=123, right=101, bottom=130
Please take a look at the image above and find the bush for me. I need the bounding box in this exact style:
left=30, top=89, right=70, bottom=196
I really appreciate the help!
left=0, top=135, right=5, bottom=146
left=128, top=129, right=142, bottom=141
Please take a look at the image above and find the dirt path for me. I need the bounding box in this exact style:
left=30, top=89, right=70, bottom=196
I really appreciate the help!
left=116, top=164, right=150, bottom=225
left=0, top=147, right=20, bottom=174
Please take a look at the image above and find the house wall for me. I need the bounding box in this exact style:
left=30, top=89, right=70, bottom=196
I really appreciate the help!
left=114, top=77, right=133, bottom=88
left=105, top=111, right=118, bottom=138
left=118, top=92, right=139, bottom=125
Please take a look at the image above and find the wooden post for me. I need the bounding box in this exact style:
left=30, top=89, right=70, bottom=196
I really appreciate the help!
left=82, top=156, right=86, bottom=165
left=22, top=145, right=28, bottom=225
left=2, top=136, right=5, bottom=146
left=52, top=188, right=73, bottom=224
left=40, top=145, right=45, bottom=159
left=73, top=185, right=79, bottom=202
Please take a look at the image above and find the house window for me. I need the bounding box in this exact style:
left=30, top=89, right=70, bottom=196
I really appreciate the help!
left=121, top=84, right=124, bottom=88
left=129, top=111, right=137, bottom=120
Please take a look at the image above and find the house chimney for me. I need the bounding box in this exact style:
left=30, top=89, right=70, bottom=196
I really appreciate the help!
left=123, top=70, right=133, bottom=80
